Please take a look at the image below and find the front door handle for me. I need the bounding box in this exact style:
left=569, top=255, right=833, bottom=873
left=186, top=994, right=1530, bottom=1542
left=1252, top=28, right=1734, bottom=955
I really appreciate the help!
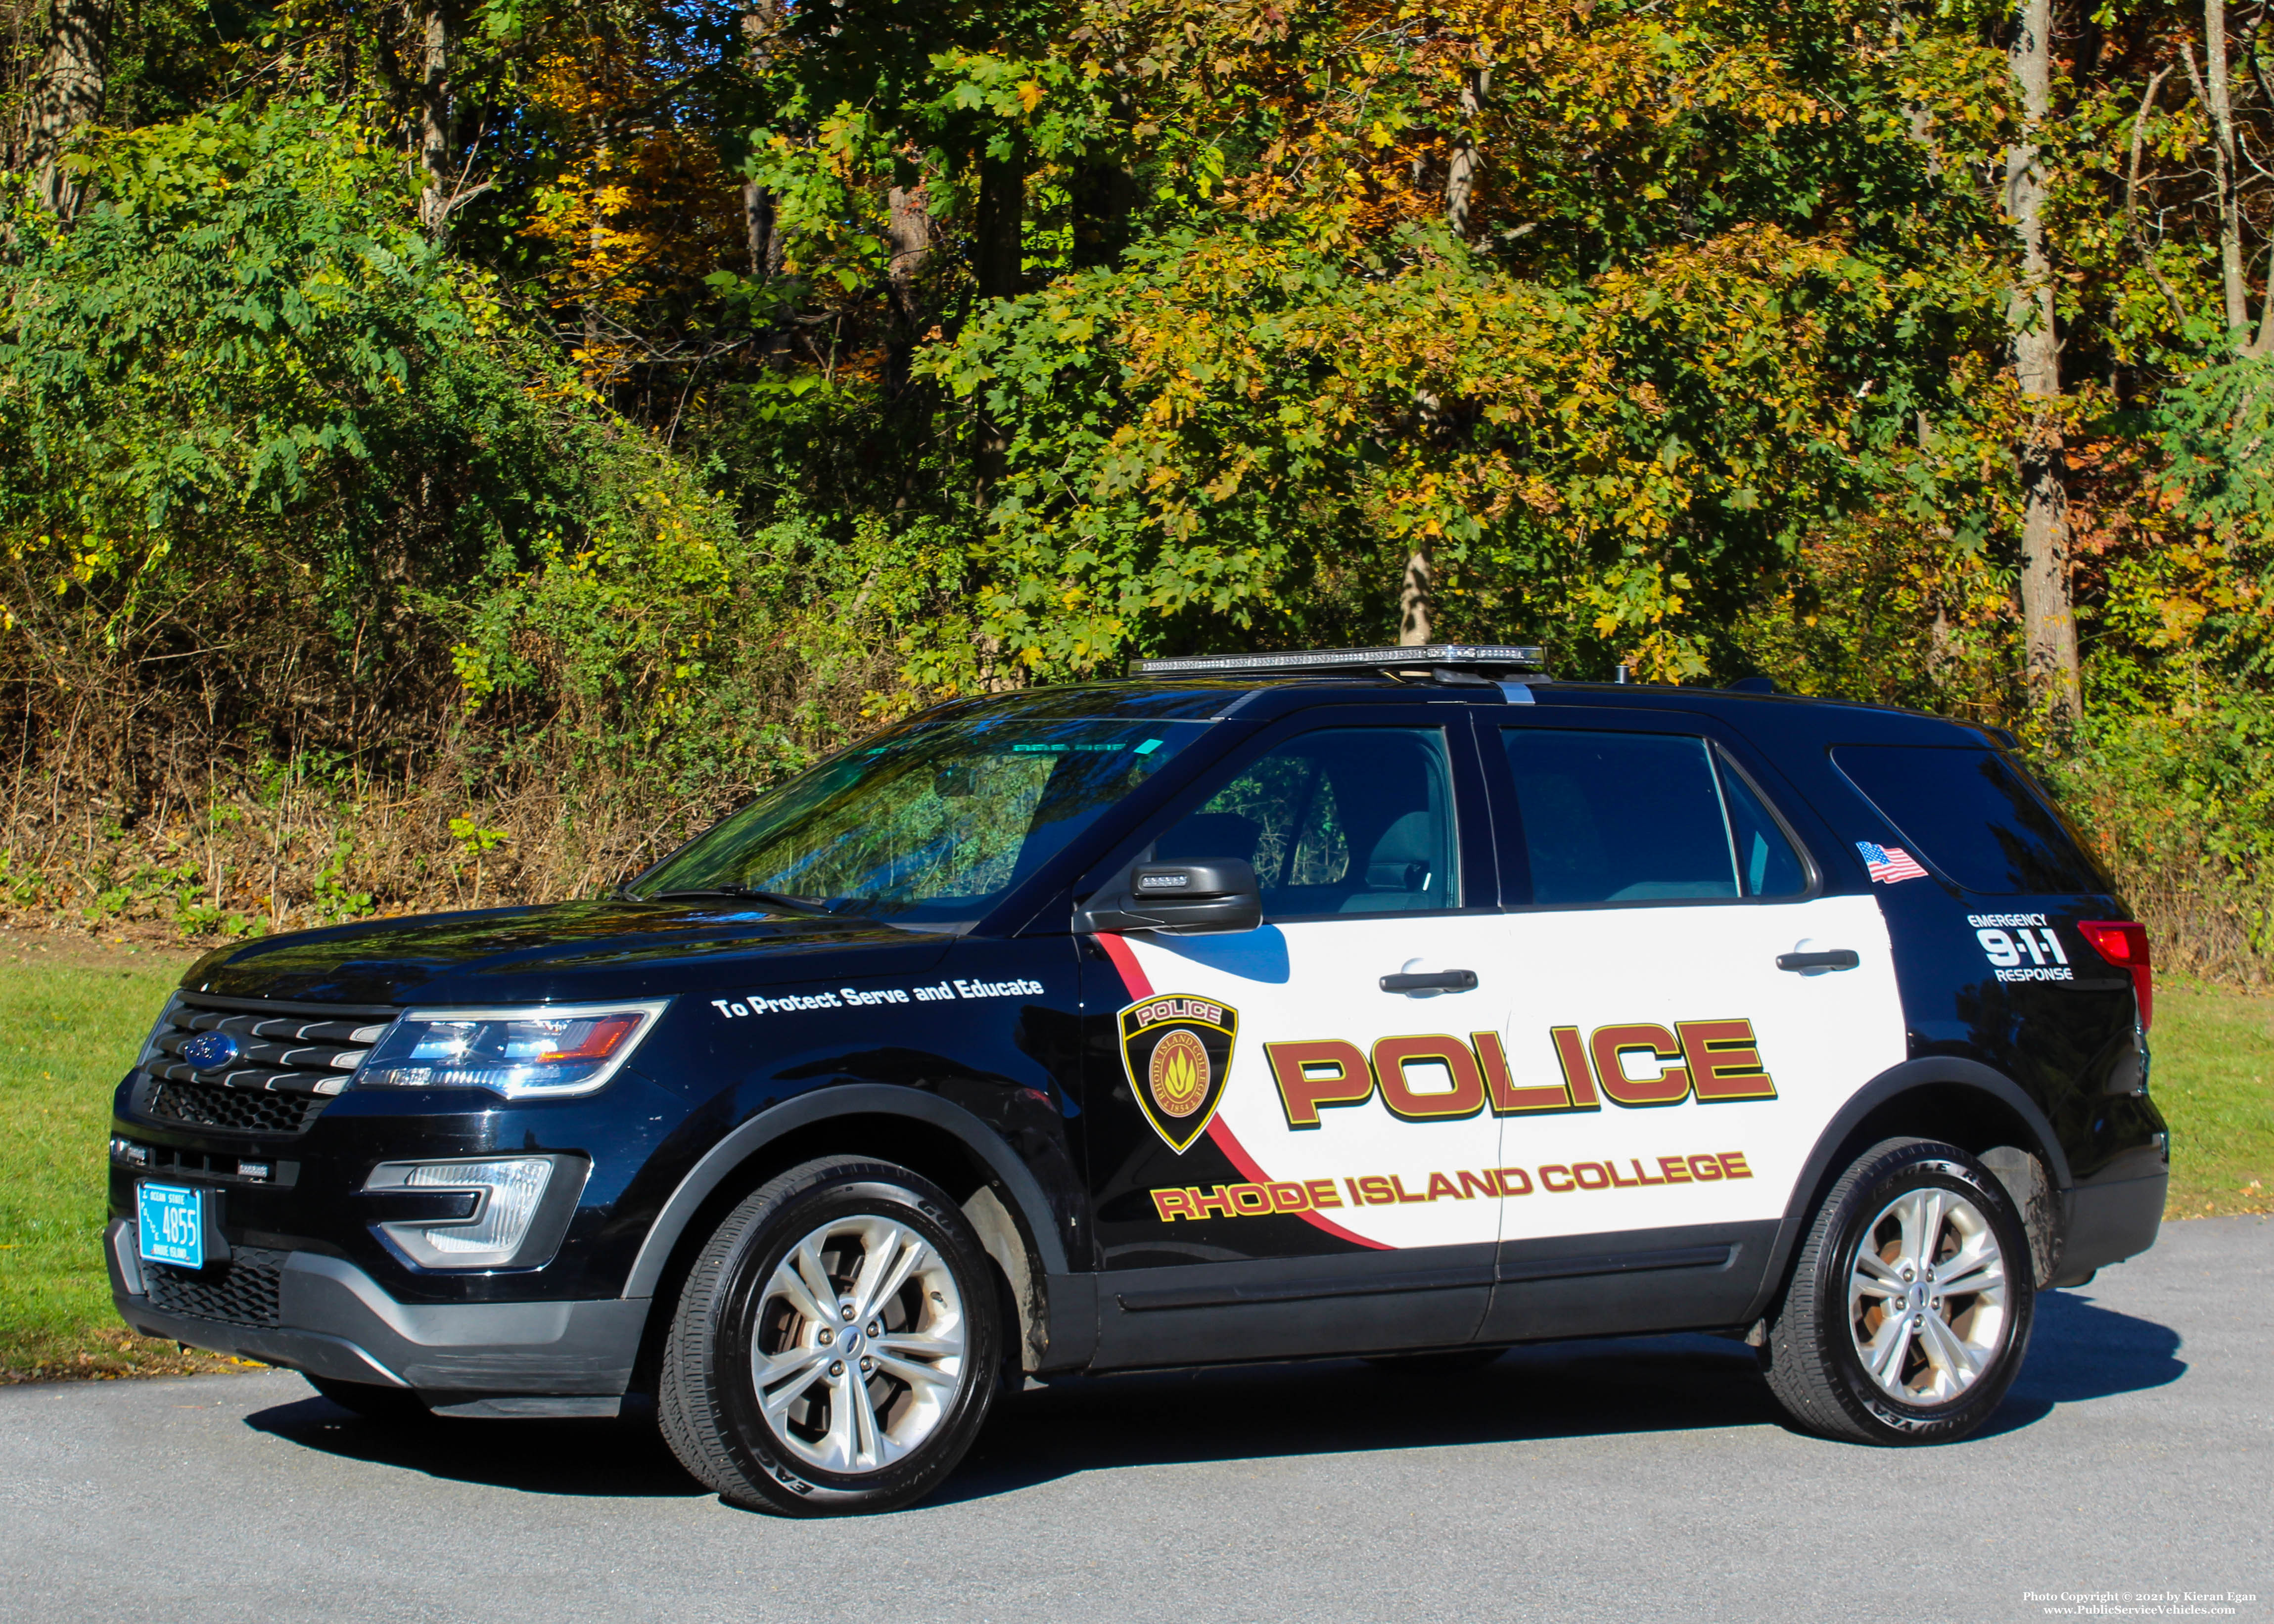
left=1381, top=970, right=1479, bottom=993
left=1777, top=949, right=1860, bottom=972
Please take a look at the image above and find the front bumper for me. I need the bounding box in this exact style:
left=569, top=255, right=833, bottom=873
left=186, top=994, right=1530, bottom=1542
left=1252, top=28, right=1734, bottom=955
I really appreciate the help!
left=107, top=1219, right=649, bottom=1408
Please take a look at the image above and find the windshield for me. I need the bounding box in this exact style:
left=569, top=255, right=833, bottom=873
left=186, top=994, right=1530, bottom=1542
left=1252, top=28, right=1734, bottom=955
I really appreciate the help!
left=634, top=713, right=1213, bottom=925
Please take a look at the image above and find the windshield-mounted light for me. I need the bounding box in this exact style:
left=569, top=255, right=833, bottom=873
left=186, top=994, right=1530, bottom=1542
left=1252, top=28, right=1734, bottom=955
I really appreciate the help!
left=354, top=1000, right=669, bottom=1099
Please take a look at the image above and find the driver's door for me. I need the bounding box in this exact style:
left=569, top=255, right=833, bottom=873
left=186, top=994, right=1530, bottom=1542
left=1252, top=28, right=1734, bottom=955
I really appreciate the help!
left=1078, top=709, right=1510, bottom=1368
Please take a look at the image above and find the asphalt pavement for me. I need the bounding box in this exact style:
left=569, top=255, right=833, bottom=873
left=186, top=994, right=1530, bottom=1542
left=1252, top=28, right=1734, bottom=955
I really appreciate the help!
left=2, top=1216, right=2266, bottom=1624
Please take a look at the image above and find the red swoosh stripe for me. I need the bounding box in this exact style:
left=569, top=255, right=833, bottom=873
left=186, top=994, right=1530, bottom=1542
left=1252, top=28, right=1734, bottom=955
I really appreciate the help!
left=1095, top=934, right=1384, bottom=1251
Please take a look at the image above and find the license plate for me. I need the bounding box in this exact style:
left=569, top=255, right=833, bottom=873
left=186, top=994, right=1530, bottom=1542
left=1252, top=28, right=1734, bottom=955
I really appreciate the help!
left=138, top=1183, right=205, bottom=1268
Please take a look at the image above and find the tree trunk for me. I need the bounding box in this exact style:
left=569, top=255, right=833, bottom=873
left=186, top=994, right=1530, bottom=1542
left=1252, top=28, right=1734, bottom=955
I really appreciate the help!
left=884, top=180, right=931, bottom=395
left=415, top=0, right=453, bottom=237
left=2004, top=0, right=2082, bottom=726
left=1443, top=67, right=1488, bottom=240
left=1069, top=160, right=1135, bottom=270
left=743, top=182, right=782, bottom=277
left=974, top=144, right=1024, bottom=302
left=2193, top=0, right=2274, bottom=355
left=1070, top=89, right=1136, bottom=271
left=582, top=105, right=611, bottom=388
left=1402, top=68, right=1491, bottom=642
left=738, top=5, right=785, bottom=282
left=23, top=0, right=115, bottom=220
left=973, top=143, right=1025, bottom=481
left=2201, top=0, right=2250, bottom=337
left=1398, top=550, right=1433, bottom=645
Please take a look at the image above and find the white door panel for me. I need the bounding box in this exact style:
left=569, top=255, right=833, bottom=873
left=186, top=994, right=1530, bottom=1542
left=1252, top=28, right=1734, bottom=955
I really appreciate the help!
left=1488, top=892, right=1906, bottom=1241
left=1117, top=893, right=1905, bottom=1252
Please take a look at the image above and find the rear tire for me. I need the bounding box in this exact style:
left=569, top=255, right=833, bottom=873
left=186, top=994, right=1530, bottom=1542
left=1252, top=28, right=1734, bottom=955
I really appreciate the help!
left=305, top=1374, right=431, bottom=1424
left=1761, top=1137, right=2034, bottom=1445
left=658, top=1155, right=1001, bottom=1516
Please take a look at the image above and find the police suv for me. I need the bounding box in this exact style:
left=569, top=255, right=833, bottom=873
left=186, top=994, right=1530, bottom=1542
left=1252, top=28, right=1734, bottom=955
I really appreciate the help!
left=108, top=646, right=2167, bottom=1515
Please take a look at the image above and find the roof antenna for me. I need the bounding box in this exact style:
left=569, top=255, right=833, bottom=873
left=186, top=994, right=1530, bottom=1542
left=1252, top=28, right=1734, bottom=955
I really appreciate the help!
left=1615, top=664, right=1630, bottom=684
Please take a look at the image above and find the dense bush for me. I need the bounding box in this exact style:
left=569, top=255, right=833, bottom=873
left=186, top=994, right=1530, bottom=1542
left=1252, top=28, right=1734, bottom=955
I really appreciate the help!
left=2049, top=698, right=2274, bottom=986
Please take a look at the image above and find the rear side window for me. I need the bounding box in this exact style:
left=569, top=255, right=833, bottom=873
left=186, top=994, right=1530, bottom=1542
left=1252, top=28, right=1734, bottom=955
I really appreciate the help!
left=1501, top=729, right=1807, bottom=904
left=1832, top=745, right=2105, bottom=895
left=1722, top=764, right=1810, bottom=898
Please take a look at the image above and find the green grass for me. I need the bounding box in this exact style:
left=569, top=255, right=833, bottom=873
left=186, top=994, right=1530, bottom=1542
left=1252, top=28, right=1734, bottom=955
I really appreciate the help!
left=2153, top=982, right=2274, bottom=1217
left=0, top=943, right=2268, bottom=1380
left=0, top=938, right=258, bottom=1380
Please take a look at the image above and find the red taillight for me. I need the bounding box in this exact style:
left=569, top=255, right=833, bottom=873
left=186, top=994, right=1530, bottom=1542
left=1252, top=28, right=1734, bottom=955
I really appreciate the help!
left=2078, top=920, right=2153, bottom=1031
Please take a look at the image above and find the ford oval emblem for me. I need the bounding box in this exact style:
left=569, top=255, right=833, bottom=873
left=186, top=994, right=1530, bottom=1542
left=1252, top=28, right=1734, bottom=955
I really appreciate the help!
left=182, top=1031, right=242, bottom=1071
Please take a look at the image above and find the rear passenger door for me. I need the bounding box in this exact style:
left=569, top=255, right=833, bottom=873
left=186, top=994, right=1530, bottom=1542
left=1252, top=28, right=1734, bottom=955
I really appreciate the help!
left=1474, top=714, right=1908, bottom=1341
left=1080, top=708, right=1510, bottom=1367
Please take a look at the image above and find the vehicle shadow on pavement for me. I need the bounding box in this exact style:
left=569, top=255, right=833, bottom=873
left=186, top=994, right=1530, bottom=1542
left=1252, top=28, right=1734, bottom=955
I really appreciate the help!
left=939, top=1288, right=2190, bottom=1505
left=1973, top=1285, right=2187, bottom=1438
left=244, top=1396, right=706, bottom=1499
left=937, top=1333, right=1783, bottom=1506
left=235, top=1288, right=2184, bottom=1506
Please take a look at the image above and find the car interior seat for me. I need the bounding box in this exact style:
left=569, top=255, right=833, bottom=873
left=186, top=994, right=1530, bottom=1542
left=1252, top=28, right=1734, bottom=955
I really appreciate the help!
left=1340, top=809, right=1444, bottom=911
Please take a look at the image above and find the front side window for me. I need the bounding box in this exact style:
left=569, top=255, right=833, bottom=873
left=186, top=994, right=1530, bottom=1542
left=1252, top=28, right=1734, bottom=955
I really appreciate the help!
left=1151, top=727, right=1460, bottom=917
left=637, top=714, right=1210, bottom=925
left=1501, top=728, right=1807, bottom=904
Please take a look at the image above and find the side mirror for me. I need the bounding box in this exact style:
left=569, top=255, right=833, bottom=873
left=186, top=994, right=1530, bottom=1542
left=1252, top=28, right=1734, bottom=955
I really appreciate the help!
left=1073, top=859, right=1263, bottom=935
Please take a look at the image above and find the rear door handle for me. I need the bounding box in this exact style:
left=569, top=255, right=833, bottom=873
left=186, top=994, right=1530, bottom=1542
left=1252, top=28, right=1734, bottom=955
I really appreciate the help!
left=1776, top=950, right=1860, bottom=972
left=1380, top=970, right=1479, bottom=993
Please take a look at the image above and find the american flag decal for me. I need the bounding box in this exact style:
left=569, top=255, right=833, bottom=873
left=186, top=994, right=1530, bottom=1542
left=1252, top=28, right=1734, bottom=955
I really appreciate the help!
left=1856, top=841, right=1928, bottom=884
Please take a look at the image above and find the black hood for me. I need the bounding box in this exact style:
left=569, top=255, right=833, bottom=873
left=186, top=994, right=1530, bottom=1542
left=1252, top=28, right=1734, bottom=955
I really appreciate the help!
left=182, top=901, right=956, bottom=1007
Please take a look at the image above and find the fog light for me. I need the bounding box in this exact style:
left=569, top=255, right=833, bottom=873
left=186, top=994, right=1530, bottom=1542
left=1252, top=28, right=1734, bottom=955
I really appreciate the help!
left=364, top=1157, right=557, bottom=1270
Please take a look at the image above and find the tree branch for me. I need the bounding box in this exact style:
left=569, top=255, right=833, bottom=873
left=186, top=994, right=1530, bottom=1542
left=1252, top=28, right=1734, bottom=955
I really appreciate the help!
left=2128, top=66, right=2190, bottom=329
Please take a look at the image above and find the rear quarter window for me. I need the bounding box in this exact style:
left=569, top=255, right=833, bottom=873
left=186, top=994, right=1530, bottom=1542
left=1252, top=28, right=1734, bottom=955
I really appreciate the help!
left=1831, top=744, right=2107, bottom=895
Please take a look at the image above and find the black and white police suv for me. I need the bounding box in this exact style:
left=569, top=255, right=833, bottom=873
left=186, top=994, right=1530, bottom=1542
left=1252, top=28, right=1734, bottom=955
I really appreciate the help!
left=108, top=646, right=2166, bottom=1514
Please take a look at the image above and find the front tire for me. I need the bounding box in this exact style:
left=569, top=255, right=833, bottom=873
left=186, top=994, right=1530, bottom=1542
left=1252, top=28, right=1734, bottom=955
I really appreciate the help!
left=658, top=1156, right=1002, bottom=1516
left=1762, top=1137, right=2034, bottom=1445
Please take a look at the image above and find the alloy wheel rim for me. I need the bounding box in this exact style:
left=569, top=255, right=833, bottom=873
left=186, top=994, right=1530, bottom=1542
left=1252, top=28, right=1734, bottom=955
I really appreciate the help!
left=1847, top=1185, right=2010, bottom=1406
left=747, top=1214, right=967, bottom=1475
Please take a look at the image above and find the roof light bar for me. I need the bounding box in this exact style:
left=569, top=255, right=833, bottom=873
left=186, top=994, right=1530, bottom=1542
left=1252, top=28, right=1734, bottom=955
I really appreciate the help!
left=1130, top=644, right=1549, bottom=678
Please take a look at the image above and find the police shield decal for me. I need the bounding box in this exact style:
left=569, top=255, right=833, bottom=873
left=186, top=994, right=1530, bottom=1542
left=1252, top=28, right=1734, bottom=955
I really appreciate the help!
left=1118, top=993, right=1238, bottom=1154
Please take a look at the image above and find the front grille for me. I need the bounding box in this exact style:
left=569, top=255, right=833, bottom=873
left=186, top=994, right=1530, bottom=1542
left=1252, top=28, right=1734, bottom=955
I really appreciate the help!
left=132, top=992, right=398, bottom=1139
left=146, top=1081, right=327, bottom=1135
left=144, top=1247, right=286, bottom=1326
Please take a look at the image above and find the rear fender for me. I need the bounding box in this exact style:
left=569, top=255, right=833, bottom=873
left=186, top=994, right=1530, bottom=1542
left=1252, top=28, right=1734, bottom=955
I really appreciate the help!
left=1743, top=1058, right=2070, bottom=1323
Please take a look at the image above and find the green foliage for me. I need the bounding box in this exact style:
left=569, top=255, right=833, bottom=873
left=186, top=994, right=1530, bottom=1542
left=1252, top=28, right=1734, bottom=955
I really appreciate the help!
left=2049, top=696, right=2274, bottom=981
left=310, top=837, right=377, bottom=926
left=921, top=212, right=2003, bottom=682
left=2151, top=355, right=2274, bottom=678
left=0, top=94, right=781, bottom=786
left=9, top=102, right=487, bottom=530
left=1, top=0, right=2271, bottom=978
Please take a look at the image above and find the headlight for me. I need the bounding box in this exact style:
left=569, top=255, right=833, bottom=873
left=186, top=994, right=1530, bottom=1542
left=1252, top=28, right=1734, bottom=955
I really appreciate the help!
left=362, top=1155, right=589, bottom=1271
left=355, top=1000, right=669, bottom=1099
